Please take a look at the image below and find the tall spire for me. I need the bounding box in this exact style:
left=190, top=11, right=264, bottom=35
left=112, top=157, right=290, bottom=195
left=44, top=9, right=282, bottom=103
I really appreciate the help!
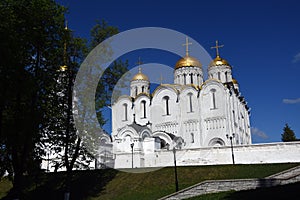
left=60, top=20, right=68, bottom=71
left=211, top=40, right=224, bottom=57
left=65, top=20, right=68, bottom=30
left=182, top=37, right=192, bottom=56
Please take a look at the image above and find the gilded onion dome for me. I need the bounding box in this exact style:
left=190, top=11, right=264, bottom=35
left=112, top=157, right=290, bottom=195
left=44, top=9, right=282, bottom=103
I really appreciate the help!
left=175, top=55, right=202, bottom=69
left=209, top=55, right=231, bottom=67
left=131, top=68, right=149, bottom=81
left=232, top=78, right=238, bottom=84
left=209, top=40, right=231, bottom=68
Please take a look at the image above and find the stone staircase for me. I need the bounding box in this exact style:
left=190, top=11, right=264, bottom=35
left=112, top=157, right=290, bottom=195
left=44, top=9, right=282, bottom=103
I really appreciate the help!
left=158, top=165, right=300, bottom=200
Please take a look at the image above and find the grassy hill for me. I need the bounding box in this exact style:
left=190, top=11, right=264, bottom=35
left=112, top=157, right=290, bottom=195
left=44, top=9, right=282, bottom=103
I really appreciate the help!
left=0, top=163, right=299, bottom=200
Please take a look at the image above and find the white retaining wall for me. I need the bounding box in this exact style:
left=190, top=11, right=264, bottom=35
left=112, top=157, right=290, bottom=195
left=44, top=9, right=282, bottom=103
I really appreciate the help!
left=114, top=141, right=300, bottom=168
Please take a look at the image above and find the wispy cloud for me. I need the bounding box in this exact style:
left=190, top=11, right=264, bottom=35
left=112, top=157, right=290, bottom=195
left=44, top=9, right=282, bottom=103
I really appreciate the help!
left=292, top=52, right=300, bottom=63
left=251, top=127, right=268, bottom=139
left=283, top=98, right=300, bottom=104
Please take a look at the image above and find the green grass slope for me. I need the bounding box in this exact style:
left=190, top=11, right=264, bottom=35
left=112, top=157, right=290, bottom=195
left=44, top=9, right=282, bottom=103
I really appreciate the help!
left=0, top=163, right=298, bottom=200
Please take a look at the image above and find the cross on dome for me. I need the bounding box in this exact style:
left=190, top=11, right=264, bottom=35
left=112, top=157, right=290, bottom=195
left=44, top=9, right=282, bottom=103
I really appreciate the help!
left=211, top=40, right=224, bottom=57
left=136, top=57, right=143, bottom=66
left=182, top=37, right=192, bottom=56
left=159, top=73, right=164, bottom=85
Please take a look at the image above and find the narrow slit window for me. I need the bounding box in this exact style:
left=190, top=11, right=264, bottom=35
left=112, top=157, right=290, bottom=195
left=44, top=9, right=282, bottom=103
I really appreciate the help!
left=163, top=96, right=170, bottom=115
left=141, top=100, right=146, bottom=118
left=191, top=133, right=194, bottom=143
left=233, top=110, right=236, bottom=122
left=210, top=89, right=217, bottom=109
left=123, top=103, right=128, bottom=121
left=188, top=93, right=193, bottom=112
left=135, top=86, right=138, bottom=96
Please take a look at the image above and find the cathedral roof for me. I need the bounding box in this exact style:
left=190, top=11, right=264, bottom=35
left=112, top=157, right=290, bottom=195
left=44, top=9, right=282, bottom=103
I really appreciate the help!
left=128, top=122, right=150, bottom=133
left=175, top=55, right=202, bottom=69
left=131, top=67, right=149, bottom=81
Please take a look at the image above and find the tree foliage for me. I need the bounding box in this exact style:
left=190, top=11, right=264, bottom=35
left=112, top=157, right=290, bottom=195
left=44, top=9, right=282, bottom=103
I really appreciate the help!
left=281, top=123, right=297, bottom=142
left=0, top=0, right=67, bottom=197
left=0, top=1, right=129, bottom=198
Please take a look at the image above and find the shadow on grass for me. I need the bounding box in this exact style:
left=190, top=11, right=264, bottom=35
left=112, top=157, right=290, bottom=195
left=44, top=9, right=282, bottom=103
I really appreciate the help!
left=2, top=168, right=118, bottom=200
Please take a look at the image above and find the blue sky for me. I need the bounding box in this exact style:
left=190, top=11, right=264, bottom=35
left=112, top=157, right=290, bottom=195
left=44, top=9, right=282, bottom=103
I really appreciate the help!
left=58, top=0, right=300, bottom=143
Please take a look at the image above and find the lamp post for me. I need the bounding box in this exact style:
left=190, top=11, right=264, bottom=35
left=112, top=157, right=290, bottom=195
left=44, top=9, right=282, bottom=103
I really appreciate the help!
left=130, top=143, right=134, bottom=168
left=226, top=133, right=235, bottom=165
left=173, top=147, right=179, bottom=192
left=47, top=152, right=50, bottom=172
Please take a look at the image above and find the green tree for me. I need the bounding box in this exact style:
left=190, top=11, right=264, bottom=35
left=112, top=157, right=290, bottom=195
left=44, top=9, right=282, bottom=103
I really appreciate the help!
left=281, top=123, right=297, bottom=142
left=91, top=20, right=130, bottom=125
left=0, top=0, right=66, bottom=198
left=0, top=1, right=129, bottom=199
left=42, top=19, right=129, bottom=200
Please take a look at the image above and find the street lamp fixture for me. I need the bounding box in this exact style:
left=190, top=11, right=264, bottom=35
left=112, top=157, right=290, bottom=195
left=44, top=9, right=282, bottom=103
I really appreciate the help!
left=130, top=143, right=134, bottom=168
left=172, top=147, right=179, bottom=192
left=226, top=133, right=235, bottom=165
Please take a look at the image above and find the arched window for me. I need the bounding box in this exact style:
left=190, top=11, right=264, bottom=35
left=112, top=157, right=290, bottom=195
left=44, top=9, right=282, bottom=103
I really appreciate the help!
left=141, top=100, right=146, bottom=118
left=123, top=103, right=128, bottom=121
left=142, top=86, right=144, bottom=93
left=188, top=93, right=193, bottom=112
left=190, top=73, right=193, bottom=84
left=191, top=133, right=194, bottom=143
left=218, top=72, right=221, bottom=80
left=210, top=89, right=217, bottom=109
left=163, top=96, right=170, bottom=115
left=183, top=74, right=186, bottom=85
left=225, top=71, right=228, bottom=83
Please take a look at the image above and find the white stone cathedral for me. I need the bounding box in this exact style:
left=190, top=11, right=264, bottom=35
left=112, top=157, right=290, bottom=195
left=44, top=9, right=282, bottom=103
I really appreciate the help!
left=111, top=40, right=251, bottom=161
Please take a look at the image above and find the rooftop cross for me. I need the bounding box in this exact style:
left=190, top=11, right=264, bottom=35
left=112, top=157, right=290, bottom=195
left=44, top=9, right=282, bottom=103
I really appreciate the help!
left=211, top=40, right=224, bottom=57
left=182, top=37, right=192, bottom=56
left=136, top=57, right=143, bottom=66
left=65, top=20, right=68, bottom=30
left=159, top=73, right=164, bottom=85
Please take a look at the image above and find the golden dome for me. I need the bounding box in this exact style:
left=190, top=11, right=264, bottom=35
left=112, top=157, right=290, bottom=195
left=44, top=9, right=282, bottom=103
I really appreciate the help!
left=60, top=65, right=68, bottom=71
left=209, top=55, right=230, bottom=67
left=175, top=55, right=202, bottom=69
left=232, top=78, right=238, bottom=84
left=131, top=68, right=149, bottom=81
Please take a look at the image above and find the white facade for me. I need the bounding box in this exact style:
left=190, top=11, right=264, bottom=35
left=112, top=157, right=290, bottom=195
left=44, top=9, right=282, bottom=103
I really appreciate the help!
left=111, top=48, right=252, bottom=168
